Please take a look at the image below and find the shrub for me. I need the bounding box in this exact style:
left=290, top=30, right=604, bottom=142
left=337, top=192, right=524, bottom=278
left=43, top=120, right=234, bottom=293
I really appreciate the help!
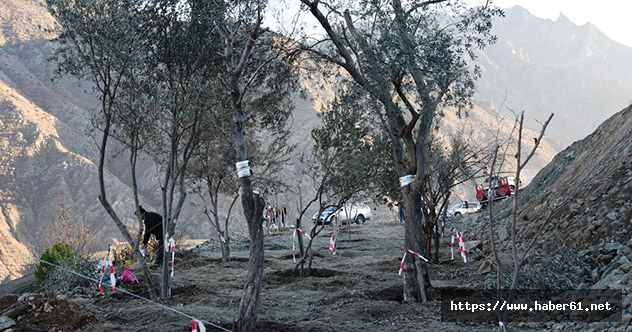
left=43, top=254, right=98, bottom=293
left=35, top=243, right=75, bottom=285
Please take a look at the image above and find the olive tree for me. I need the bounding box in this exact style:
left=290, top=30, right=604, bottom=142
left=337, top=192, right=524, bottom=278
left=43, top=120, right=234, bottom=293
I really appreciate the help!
left=299, top=0, right=501, bottom=302
left=139, top=1, right=219, bottom=298
left=205, top=1, right=299, bottom=329
left=293, top=93, right=384, bottom=276
left=46, top=0, right=158, bottom=296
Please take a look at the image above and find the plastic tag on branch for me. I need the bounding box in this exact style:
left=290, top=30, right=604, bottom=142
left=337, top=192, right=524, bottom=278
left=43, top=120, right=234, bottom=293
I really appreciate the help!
left=399, top=175, right=414, bottom=187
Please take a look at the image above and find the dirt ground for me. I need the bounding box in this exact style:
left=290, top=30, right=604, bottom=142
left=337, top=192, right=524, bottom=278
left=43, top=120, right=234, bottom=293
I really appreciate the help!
left=0, top=218, right=586, bottom=331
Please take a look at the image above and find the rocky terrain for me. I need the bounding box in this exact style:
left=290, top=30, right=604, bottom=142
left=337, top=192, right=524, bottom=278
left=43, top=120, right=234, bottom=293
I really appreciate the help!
left=463, top=104, right=632, bottom=331
left=0, top=106, right=630, bottom=331
left=0, top=1, right=630, bottom=289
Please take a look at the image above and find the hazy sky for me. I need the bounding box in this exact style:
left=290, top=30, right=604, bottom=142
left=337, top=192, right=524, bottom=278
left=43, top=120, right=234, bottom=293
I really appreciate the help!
left=472, top=0, right=632, bottom=47
left=267, top=1, right=632, bottom=47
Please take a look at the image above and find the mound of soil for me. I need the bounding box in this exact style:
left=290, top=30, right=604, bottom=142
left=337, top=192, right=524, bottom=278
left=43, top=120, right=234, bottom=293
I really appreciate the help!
left=0, top=293, right=96, bottom=331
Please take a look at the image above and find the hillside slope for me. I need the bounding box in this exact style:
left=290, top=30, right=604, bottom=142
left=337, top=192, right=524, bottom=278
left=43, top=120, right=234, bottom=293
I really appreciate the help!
left=516, top=104, right=632, bottom=249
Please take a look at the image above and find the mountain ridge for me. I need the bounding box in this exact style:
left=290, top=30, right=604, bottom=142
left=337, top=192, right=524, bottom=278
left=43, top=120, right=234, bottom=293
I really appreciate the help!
left=475, top=6, right=632, bottom=146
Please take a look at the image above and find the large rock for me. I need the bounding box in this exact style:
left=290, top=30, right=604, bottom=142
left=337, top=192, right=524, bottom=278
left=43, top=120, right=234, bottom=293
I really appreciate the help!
left=606, top=211, right=619, bottom=221
left=592, top=269, right=626, bottom=289
left=497, top=226, right=509, bottom=243
left=604, top=242, right=623, bottom=253
left=0, top=315, right=15, bottom=330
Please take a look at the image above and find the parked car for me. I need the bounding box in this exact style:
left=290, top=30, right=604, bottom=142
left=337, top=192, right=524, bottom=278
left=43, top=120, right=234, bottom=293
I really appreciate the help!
left=447, top=201, right=481, bottom=217
left=312, top=203, right=372, bottom=225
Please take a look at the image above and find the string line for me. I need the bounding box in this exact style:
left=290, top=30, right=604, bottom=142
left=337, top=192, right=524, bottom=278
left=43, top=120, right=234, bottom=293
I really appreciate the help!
left=37, top=259, right=233, bottom=332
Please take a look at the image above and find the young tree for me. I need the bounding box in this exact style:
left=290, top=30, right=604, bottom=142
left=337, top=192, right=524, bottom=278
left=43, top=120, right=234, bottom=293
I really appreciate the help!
left=192, top=115, right=241, bottom=262
left=486, top=111, right=554, bottom=330
left=46, top=0, right=157, bottom=296
left=208, top=1, right=299, bottom=329
left=419, top=131, right=492, bottom=262
left=293, top=95, right=383, bottom=276
left=136, top=0, right=226, bottom=298
left=299, top=0, right=501, bottom=302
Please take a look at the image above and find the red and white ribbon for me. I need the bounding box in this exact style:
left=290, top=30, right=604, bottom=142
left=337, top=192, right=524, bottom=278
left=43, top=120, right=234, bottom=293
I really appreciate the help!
left=449, top=228, right=467, bottom=263
left=292, top=228, right=312, bottom=262
left=191, top=319, right=206, bottom=332
left=458, top=232, right=467, bottom=263
left=109, top=263, right=117, bottom=292
left=449, top=232, right=456, bottom=260
left=398, top=251, right=407, bottom=275
left=406, top=248, right=429, bottom=262
left=98, top=256, right=116, bottom=294
left=165, top=236, right=176, bottom=277
left=98, top=256, right=107, bottom=295
left=329, top=233, right=337, bottom=255
left=398, top=248, right=428, bottom=275
left=299, top=227, right=311, bottom=240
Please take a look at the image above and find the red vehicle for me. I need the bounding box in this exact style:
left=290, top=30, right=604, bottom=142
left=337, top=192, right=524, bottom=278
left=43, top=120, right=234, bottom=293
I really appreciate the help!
left=475, top=175, right=517, bottom=207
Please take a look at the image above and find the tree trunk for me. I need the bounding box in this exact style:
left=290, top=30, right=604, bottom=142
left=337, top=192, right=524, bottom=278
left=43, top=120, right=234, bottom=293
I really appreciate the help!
left=297, top=228, right=305, bottom=277
left=433, top=220, right=440, bottom=264
left=229, top=69, right=265, bottom=331
left=401, top=188, right=430, bottom=303
left=425, top=219, right=433, bottom=259
left=222, top=194, right=239, bottom=262
left=220, top=237, right=231, bottom=262
left=97, top=111, right=157, bottom=298
left=236, top=187, right=265, bottom=332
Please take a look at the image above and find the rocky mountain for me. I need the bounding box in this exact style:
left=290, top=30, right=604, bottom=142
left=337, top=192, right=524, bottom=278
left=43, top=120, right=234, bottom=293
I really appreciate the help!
left=0, top=2, right=627, bottom=282
left=476, top=6, right=632, bottom=146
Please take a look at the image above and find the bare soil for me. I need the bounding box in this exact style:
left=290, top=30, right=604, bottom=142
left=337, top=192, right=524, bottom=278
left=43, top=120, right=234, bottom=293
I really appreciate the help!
left=0, top=220, right=568, bottom=331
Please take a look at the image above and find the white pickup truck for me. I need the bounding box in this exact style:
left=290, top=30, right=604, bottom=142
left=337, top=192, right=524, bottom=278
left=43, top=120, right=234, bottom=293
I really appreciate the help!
left=312, top=203, right=372, bottom=225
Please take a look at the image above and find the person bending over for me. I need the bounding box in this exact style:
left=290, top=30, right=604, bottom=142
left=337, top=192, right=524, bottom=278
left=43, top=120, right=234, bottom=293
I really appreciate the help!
left=138, top=205, right=164, bottom=266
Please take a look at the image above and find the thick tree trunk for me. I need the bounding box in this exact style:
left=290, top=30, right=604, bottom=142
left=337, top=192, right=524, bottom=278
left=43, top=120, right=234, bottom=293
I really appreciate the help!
left=401, top=188, right=430, bottom=303
left=236, top=186, right=265, bottom=332
left=228, top=68, right=266, bottom=330
left=220, top=238, right=231, bottom=262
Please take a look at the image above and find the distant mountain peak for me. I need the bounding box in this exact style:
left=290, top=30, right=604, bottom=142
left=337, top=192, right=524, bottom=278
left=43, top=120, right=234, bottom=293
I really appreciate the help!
left=556, top=12, right=573, bottom=25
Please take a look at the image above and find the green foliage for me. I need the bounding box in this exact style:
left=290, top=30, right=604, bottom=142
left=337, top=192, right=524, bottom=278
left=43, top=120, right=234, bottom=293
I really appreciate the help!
left=309, top=91, right=385, bottom=204
left=34, top=243, right=75, bottom=285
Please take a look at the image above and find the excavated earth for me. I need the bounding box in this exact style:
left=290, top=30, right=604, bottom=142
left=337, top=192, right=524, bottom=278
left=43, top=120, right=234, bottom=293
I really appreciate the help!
left=1, top=217, right=629, bottom=332
left=0, top=108, right=629, bottom=331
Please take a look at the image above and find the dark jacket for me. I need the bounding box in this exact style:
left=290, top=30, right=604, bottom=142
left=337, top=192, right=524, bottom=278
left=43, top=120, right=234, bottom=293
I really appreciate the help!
left=140, top=206, right=163, bottom=245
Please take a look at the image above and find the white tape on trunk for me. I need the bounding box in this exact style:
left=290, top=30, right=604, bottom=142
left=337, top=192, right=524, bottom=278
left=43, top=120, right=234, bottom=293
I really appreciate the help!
left=399, top=175, right=414, bottom=187
left=236, top=160, right=251, bottom=178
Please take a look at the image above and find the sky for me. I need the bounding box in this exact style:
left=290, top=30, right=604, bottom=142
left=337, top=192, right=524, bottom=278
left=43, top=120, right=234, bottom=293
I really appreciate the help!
left=469, top=0, right=632, bottom=47
left=266, top=0, right=632, bottom=48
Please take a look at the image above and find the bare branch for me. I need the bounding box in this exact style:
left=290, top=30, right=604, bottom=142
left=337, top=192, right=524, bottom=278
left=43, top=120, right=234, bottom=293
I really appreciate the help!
left=405, top=0, right=449, bottom=17
left=520, top=113, right=554, bottom=170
